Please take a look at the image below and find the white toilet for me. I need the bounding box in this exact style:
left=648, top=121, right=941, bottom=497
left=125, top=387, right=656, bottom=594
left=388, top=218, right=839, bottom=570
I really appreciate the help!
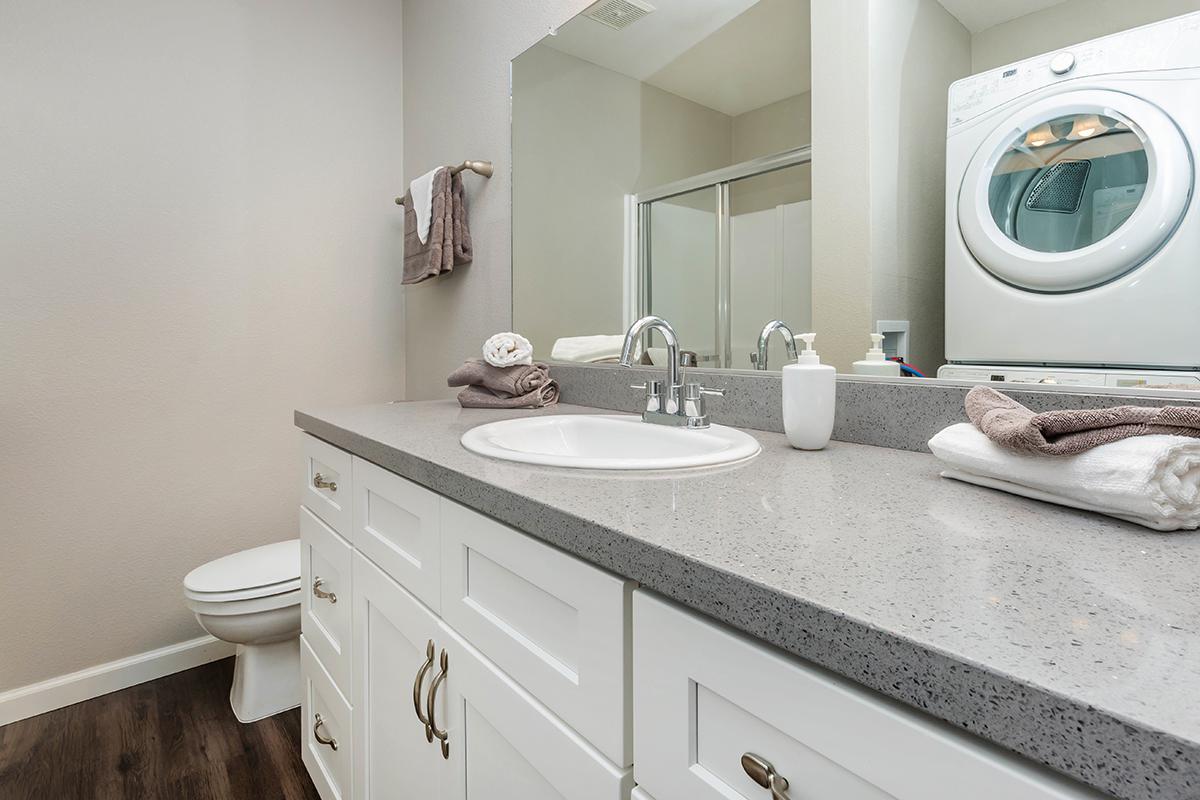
left=184, top=540, right=302, bottom=723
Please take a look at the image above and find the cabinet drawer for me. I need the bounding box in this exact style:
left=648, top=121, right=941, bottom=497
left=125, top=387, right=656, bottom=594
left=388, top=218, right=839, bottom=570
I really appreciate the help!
left=441, top=500, right=634, bottom=767
left=302, top=434, right=352, bottom=534
left=440, top=625, right=634, bottom=800
left=633, top=591, right=1101, bottom=800
left=351, top=456, right=442, bottom=611
left=301, top=636, right=353, bottom=800
left=300, top=506, right=353, bottom=698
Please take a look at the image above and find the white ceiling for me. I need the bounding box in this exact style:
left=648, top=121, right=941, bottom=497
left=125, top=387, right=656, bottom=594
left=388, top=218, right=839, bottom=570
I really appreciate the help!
left=543, top=0, right=810, bottom=118
left=647, top=0, right=811, bottom=116
left=935, top=0, right=1069, bottom=33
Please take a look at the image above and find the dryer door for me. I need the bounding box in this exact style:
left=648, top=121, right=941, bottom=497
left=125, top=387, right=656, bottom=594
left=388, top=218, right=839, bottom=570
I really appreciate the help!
left=958, top=89, right=1192, bottom=292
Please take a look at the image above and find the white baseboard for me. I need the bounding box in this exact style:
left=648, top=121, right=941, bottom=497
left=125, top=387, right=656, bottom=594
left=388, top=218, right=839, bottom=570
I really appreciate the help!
left=0, top=635, right=236, bottom=728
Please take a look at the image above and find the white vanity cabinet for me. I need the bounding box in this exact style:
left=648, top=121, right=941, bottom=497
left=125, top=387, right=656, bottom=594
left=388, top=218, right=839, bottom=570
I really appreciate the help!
left=299, top=432, right=1104, bottom=800
left=299, top=434, right=635, bottom=800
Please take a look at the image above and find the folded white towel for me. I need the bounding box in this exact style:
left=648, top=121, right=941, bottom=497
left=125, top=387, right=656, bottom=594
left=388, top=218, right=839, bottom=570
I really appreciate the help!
left=551, top=335, right=629, bottom=363
left=928, top=422, right=1200, bottom=531
left=410, top=167, right=443, bottom=245
left=482, top=332, right=533, bottom=368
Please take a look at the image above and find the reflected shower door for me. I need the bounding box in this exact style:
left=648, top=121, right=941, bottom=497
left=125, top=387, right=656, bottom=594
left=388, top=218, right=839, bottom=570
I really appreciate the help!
left=645, top=187, right=719, bottom=367
left=729, top=164, right=813, bottom=370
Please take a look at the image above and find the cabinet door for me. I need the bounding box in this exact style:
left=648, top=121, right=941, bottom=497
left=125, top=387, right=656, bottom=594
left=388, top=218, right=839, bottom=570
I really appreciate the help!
left=633, top=591, right=1101, bottom=800
left=352, top=551, right=447, bottom=800
left=352, top=456, right=442, bottom=611
left=435, top=625, right=632, bottom=800
left=440, top=499, right=633, bottom=766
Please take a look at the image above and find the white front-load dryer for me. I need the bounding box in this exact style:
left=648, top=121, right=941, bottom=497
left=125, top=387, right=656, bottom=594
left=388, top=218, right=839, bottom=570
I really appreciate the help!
left=945, top=12, right=1200, bottom=371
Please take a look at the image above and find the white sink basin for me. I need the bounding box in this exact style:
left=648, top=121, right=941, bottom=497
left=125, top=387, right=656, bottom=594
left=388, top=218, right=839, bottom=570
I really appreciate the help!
left=460, top=414, right=761, bottom=470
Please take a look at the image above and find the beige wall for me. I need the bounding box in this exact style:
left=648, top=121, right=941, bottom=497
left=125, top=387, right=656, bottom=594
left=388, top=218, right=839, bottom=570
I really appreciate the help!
left=402, top=0, right=594, bottom=400
left=810, top=0, right=968, bottom=373
left=731, top=93, right=812, bottom=214
left=0, top=0, right=405, bottom=693
left=971, top=0, right=1200, bottom=72
left=810, top=0, right=874, bottom=372
left=512, top=44, right=734, bottom=359
left=868, top=0, right=970, bottom=376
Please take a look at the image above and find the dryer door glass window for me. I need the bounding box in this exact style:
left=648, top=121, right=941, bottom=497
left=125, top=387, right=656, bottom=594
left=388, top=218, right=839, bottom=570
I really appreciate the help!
left=988, top=113, right=1148, bottom=253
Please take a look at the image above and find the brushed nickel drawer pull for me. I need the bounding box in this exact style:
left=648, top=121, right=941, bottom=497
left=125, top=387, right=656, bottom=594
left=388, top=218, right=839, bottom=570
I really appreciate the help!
left=412, top=640, right=435, bottom=740
left=426, top=648, right=450, bottom=759
left=313, top=472, right=338, bottom=492
left=742, top=753, right=789, bottom=799
left=312, top=578, right=337, bottom=604
left=313, top=713, right=339, bottom=751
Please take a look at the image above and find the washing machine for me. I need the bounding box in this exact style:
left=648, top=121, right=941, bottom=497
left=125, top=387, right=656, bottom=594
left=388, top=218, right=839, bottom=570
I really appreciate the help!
left=943, top=12, right=1200, bottom=375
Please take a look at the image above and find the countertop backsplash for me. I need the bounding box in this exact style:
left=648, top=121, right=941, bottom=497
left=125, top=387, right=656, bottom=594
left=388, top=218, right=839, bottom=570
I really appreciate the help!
left=550, top=363, right=1200, bottom=453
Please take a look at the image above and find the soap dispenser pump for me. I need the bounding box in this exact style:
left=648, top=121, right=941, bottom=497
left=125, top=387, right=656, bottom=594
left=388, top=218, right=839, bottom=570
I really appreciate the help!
left=782, top=333, right=836, bottom=450
left=852, top=333, right=902, bottom=377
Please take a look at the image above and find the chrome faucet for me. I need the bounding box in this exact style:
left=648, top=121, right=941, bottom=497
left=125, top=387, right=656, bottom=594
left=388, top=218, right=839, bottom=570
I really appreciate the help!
left=619, top=315, right=725, bottom=428
left=752, top=320, right=798, bottom=370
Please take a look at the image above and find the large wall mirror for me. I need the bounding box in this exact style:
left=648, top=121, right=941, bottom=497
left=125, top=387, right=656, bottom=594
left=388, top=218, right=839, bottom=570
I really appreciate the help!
left=512, top=0, right=1200, bottom=391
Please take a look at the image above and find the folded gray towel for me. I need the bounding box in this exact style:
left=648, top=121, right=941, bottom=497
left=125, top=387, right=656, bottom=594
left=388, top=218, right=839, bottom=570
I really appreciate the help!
left=965, top=385, right=1200, bottom=455
left=456, top=381, right=559, bottom=409
left=447, top=359, right=550, bottom=396
left=403, top=170, right=473, bottom=285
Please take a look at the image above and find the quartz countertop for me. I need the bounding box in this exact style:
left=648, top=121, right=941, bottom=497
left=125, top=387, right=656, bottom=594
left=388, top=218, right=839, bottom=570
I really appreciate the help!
left=295, top=401, right=1200, bottom=800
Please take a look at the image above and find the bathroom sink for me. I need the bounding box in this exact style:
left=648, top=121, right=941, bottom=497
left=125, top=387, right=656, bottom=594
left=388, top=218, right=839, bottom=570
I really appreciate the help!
left=460, top=414, right=761, bottom=470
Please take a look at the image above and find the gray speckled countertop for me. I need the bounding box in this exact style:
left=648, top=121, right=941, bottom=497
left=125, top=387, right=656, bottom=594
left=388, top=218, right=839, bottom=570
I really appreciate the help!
left=295, top=401, right=1200, bottom=800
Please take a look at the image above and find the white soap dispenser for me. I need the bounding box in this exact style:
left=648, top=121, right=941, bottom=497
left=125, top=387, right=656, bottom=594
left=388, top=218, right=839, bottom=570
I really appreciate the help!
left=782, top=333, right=836, bottom=450
left=852, top=333, right=902, bottom=377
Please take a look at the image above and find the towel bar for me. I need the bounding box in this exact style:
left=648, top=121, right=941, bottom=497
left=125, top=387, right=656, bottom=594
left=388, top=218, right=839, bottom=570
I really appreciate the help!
left=394, top=160, right=493, bottom=205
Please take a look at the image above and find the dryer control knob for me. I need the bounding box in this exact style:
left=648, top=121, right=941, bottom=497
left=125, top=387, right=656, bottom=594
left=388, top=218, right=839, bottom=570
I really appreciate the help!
left=1049, top=51, right=1076, bottom=75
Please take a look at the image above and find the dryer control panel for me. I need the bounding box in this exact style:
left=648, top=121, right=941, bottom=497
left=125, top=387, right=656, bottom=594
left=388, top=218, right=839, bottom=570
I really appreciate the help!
left=949, top=11, right=1200, bottom=128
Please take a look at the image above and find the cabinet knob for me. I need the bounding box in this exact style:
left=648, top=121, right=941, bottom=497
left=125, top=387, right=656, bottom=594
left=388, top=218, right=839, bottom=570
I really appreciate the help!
left=742, top=753, right=789, bottom=799
left=313, top=472, right=338, bottom=492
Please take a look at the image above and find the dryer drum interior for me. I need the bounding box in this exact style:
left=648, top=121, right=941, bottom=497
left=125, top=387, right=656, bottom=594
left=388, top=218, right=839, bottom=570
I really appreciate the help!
left=988, top=113, right=1149, bottom=254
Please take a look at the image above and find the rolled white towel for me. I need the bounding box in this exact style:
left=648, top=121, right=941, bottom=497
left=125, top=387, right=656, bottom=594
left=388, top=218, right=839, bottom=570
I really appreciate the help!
left=928, top=422, right=1200, bottom=531
left=482, top=332, right=533, bottom=368
left=551, top=334, right=630, bottom=363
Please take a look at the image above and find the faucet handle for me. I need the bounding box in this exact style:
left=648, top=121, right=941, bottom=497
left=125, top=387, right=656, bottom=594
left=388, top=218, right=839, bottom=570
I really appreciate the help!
left=631, top=380, right=664, bottom=414
left=682, top=382, right=724, bottom=428
left=684, top=382, right=725, bottom=401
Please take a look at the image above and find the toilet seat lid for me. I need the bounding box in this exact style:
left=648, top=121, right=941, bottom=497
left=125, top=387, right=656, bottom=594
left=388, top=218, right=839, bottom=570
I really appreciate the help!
left=184, top=539, right=300, bottom=595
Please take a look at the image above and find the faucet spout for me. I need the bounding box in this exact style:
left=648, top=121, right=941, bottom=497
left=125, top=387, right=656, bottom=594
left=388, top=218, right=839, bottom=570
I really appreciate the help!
left=755, top=320, right=798, bottom=371
left=619, top=315, right=725, bottom=428
left=619, top=315, right=680, bottom=391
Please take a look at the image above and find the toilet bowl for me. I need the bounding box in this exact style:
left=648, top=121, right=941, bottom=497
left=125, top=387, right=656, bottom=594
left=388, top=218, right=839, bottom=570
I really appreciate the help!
left=184, top=540, right=302, bottom=723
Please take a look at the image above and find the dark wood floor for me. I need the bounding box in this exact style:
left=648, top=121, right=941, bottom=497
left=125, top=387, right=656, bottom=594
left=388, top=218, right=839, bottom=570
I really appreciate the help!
left=0, top=658, right=320, bottom=800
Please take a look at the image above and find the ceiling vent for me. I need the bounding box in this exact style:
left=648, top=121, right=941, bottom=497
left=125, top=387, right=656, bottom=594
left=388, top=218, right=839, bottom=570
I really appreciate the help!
left=584, top=0, right=656, bottom=30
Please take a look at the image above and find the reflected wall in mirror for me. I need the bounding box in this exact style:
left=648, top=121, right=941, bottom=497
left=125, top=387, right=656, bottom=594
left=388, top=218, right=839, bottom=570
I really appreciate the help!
left=513, top=0, right=1200, bottom=392
left=512, top=0, right=812, bottom=371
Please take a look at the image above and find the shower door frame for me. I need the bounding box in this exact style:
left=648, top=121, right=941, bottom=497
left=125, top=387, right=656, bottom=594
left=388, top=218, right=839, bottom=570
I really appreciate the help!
left=626, top=145, right=813, bottom=368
